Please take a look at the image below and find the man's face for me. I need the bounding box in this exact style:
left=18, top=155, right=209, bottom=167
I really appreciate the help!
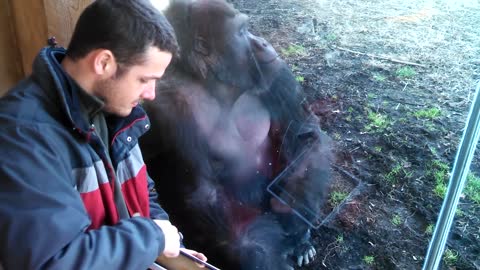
left=93, top=46, right=172, bottom=117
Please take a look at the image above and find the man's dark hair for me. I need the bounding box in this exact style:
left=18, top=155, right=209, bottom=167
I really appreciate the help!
left=66, top=0, right=178, bottom=68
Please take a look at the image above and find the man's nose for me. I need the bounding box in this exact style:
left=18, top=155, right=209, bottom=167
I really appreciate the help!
left=142, top=81, right=156, bottom=100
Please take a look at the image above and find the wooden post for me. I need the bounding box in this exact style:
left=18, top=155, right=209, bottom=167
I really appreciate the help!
left=9, top=0, right=49, bottom=76
left=43, top=0, right=94, bottom=48
left=0, top=0, right=24, bottom=94
left=7, top=0, right=93, bottom=77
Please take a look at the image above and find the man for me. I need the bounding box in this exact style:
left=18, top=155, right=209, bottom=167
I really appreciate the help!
left=0, top=0, right=206, bottom=269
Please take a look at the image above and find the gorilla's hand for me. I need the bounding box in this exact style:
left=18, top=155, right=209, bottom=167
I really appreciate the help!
left=283, top=229, right=316, bottom=267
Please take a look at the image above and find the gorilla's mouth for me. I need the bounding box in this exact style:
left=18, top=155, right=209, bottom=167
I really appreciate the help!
left=258, top=54, right=280, bottom=64
left=249, top=52, right=280, bottom=65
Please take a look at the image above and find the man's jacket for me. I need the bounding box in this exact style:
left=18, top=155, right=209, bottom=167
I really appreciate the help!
left=0, top=47, right=169, bottom=269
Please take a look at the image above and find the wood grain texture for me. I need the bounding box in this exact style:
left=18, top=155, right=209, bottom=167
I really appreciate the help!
left=43, top=0, right=93, bottom=48
left=0, top=0, right=24, bottom=95
left=9, top=0, right=48, bottom=76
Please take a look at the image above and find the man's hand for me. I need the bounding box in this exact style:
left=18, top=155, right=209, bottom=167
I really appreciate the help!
left=153, top=219, right=180, bottom=257
left=180, top=248, right=208, bottom=268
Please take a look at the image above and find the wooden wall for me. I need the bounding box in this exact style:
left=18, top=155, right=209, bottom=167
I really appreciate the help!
left=0, top=0, right=92, bottom=96
left=0, top=0, right=23, bottom=95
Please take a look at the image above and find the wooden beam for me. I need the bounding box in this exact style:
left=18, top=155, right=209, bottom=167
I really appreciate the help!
left=43, top=0, right=93, bottom=48
left=9, top=0, right=48, bottom=76
left=0, top=0, right=23, bottom=94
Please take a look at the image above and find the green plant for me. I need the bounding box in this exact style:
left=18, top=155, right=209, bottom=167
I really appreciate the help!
left=325, top=33, right=337, bottom=42
left=374, top=146, right=382, bottom=152
left=363, top=255, right=375, bottom=265
left=365, top=111, right=390, bottom=132
left=443, top=249, right=458, bottom=266
left=428, top=160, right=450, bottom=198
left=429, top=146, right=438, bottom=156
left=295, top=76, right=305, bottom=83
left=367, top=93, right=376, bottom=99
left=425, top=224, right=434, bottom=235
left=385, top=164, right=402, bottom=183
left=336, top=234, right=344, bottom=244
left=434, top=182, right=447, bottom=198
left=396, top=66, right=416, bottom=78
left=465, top=173, right=480, bottom=204
left=281, top=44, right=307, bottom=57
left=329, top=191, right=348, bottom=207
left=373, top=73, right=386, bottom=82
left=414, top=108, right=442, bottom=120
left=391, top=214, right=402, bottom=226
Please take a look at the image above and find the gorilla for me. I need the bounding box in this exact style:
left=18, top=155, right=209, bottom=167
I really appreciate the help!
left=140, top=0, right=333, bottom=269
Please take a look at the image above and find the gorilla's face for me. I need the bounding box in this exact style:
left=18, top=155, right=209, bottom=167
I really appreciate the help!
left=212, top=12, right=284, bottom=91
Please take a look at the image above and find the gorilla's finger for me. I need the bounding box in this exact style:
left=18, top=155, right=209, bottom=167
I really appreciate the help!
left=297, top=255, right=304, bottom=267
left=304, top=253, right=310, bottom=265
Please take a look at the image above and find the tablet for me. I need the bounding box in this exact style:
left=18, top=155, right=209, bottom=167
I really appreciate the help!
left=152, top=250, right=221, bottom=270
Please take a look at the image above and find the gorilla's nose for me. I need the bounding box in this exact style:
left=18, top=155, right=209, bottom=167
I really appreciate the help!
left=252, top=36, right=278, bottom=63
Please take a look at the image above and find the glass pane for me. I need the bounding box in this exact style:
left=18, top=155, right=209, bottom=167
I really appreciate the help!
left=145, top=0, right=480, bottom=269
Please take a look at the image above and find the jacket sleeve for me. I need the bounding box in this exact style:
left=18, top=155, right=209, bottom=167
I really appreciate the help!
left=0, top=125, right=165, bottom=270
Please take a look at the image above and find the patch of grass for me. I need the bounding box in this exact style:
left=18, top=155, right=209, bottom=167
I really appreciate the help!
left=333, top=133, right=341, bottom=140
left=295, top=76, right=305, bottom=83
left=384, top=162, right=413, bottom=183
left=425, top=224, right=434, bottom=235
left=425, top=122, right=436, bottom=132
left=330, top=191, right=348, bottom=207
left=428, top=160, right=450, bottom=198
left=414, top=107, right=442, bottom=120
left=365, top=111, right=390, bottom=132
left=391, top=214, right=402, bottom=226
left=336, top=234, right=344, bottom=244
left=363, top=255, right=375, bottom=266
left=325, top=33, right=337, bottom=42
left=373, top=73, right=387, bottom=82
left=367, top=93, right=376, bottom=99
left=443, top=249, right=458, bottom=266
left=374, top=146, right=382, bottom=153
left=465, top=173, right=480, bottom=204
left=385, top=164, right=403, bottom=183
left=399, top=117, right=408, bottom=123
left=434, top=182, right=447, bottom=198
left=395, top=66, right=416, bottom=78
left=281, top=44, right=307, bottom=57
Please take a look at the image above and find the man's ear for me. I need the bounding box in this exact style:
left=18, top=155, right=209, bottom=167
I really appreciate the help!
left=92, top=49, right=117, bottom=77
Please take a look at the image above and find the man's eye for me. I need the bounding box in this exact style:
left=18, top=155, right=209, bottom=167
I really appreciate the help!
left=139, top=78, right=148, bottom=84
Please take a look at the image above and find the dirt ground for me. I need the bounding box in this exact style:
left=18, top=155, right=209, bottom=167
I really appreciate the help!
left=229, top=0, right=480, bottom=269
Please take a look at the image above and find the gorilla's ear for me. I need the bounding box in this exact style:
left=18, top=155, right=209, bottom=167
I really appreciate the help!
left=193, top=36, right=209, bottom=56
left=191, top=36, right=211, bottom=79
